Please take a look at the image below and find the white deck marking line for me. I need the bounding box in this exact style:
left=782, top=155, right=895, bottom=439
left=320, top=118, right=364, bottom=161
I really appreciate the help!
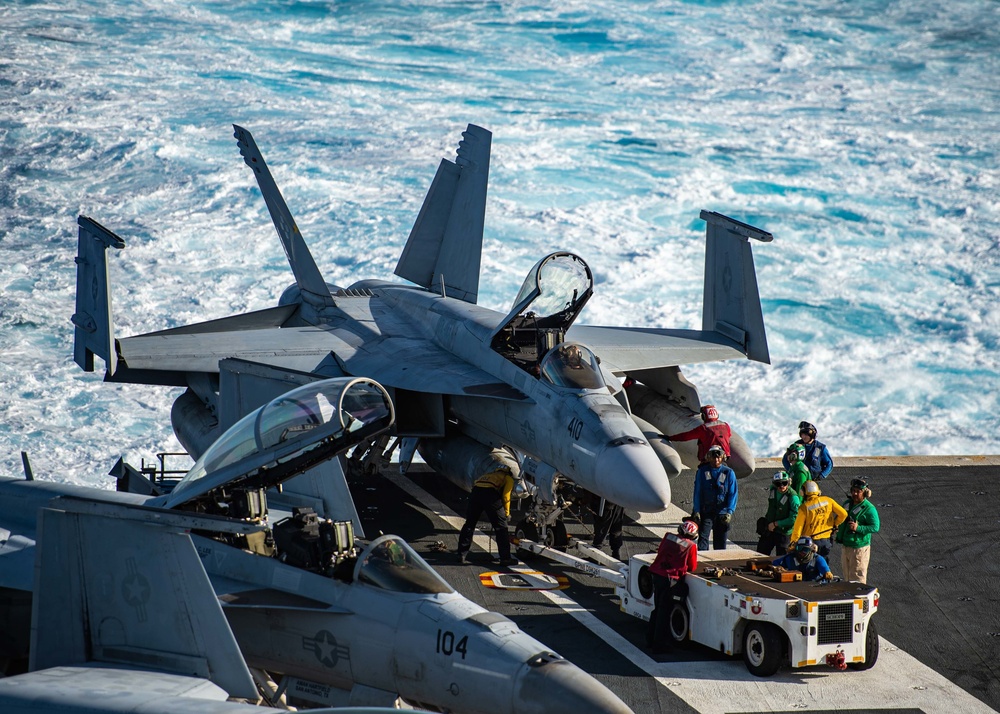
left=386, top=472, right=997, bottom=713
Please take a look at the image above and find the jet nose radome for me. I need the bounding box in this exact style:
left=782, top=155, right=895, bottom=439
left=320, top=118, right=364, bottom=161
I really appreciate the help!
left=513, top=654, right=634, bottom=714
left=594, top=439, right=671, bottom=512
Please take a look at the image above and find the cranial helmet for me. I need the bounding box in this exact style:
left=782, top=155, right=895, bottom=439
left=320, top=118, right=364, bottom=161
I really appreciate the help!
left=701, top=405, right=719, bottom=421
left=850, top=477, right=869, bottom=490
left=786, top=442, right=806, bottom=462
left=678, top=520, right=699, bottom=538
left=795, top=536, right=816, bottom=552
left=772, top=471, right=791, bottom=485
left=794, top=536, right=817, bottom=562
left=798, top=421, right=817, bottom=439
left=803, top=480, right=821, bottom=497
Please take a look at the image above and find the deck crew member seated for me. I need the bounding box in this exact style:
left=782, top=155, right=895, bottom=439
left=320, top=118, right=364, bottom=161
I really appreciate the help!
left=456, top=451, right=519, bottom=566
left=773, top=536, right=834, bottom=582
left=647, top=519, right=699, bottom=654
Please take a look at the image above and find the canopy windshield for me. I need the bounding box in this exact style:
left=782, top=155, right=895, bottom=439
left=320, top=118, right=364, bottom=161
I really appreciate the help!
left=539, top=342, right=605, bottom=390
left=356, top=535, right=453, bottom=594
left=167, top=378, right=392, bottom=503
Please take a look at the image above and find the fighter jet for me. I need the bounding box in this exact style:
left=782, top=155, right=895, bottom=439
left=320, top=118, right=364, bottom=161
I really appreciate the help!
left=0, top=484, right=397, bottom=714
left=72, top=123, right=771, bottom=545
left=0, top=377, right=634, bottom=714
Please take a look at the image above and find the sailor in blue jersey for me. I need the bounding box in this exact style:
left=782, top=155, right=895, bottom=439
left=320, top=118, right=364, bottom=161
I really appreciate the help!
left=690, top=445, right=738, bottom=551
left=773, top=536, right=834, bottom=581
left=782, top=421, right=833, bottom=480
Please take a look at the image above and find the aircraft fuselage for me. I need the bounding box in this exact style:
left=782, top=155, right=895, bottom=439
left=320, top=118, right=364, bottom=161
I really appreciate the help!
left=337, top=281, right=670, bottom=512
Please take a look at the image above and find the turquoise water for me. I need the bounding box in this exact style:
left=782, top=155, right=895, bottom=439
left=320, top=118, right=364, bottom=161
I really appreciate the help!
left=1, top=0, right=997, bottom=484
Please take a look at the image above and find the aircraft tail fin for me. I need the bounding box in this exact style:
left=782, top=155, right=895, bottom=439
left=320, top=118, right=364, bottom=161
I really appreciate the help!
left=73, top=216, right=124, bottom=376
left=394, top=124, right=491, bottom=304
left=234, top=124, right=336, bottom=309
left=700, top=210, right=772, bottom=364
left=31, top=500, right=258, bottom=700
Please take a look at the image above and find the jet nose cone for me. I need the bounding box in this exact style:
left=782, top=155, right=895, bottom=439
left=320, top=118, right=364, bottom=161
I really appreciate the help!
left=594, top=440, right=670, bottom=512
left=514, top=657, right=634, bottom=714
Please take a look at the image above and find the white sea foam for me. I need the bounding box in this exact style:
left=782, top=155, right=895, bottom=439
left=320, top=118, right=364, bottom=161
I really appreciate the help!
left=0, top=0, right=997, bottom=485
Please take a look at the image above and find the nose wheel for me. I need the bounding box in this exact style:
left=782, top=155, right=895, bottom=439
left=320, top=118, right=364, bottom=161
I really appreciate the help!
left=515, top=518, right=568, bottom=548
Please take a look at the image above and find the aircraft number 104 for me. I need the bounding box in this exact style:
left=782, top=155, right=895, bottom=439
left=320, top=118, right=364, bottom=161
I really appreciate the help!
left=436, top=629, right=468, bottom=659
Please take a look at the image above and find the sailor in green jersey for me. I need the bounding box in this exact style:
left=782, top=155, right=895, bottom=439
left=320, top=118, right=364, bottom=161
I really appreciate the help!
left=756, top=472, right=802, bottom=555
left=835, top=477, right=880, bottom=583
left=784, top=442, right=811, bottom=495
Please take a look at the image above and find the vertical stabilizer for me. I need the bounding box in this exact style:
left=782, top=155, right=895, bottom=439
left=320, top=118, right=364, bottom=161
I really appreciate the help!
left=700, top=210, right=772, bottom=364
left=72, top=216, right=124, bottom=375
left=234, top=124, right=335, bottom=310
left=394, top=124, right=491, bottom=304
left=30, top=502, right=258, bottom=700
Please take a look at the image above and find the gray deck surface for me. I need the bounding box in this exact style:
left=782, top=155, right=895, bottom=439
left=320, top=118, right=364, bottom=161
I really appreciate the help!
left=347, top=458, right=1000, bottom=713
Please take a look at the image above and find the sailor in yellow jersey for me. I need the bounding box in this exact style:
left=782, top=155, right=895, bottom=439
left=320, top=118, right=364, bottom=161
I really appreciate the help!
left=456, top=450, right=520, bottom=566
left=789, top=480, right=848, bottom=558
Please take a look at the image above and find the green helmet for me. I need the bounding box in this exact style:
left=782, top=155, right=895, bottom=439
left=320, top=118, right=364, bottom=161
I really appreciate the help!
left=786, top=442, right=806, bottom=462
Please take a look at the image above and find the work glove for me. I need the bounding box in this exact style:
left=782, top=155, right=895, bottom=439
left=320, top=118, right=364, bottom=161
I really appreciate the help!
left=823, top=571, right=834, bottom=581
left=718, top=513, right=732, bottom=525
left=691, top=512, right=701, bottom=525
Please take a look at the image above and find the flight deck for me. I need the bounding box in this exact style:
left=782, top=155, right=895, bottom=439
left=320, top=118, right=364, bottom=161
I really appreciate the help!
left=349, top=457, right=1000, bottom=714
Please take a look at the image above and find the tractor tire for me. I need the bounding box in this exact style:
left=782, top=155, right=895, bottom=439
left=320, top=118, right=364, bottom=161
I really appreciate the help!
left=848, top=618, right=880, bottom=670
left=668, top=601, right=690, bottom=644
left=743, top=622, right=784, bottom=677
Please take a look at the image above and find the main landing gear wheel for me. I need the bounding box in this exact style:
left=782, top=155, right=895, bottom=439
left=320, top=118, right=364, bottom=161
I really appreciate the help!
left=848, top=618, right=879, bottom=670
left=514, top=519, right=568, bottom=548
left=743, top=622, right=784, bottom=677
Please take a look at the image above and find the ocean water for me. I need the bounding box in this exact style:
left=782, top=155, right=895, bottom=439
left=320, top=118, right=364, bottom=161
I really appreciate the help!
left=1, top=0, right=997, bottom=486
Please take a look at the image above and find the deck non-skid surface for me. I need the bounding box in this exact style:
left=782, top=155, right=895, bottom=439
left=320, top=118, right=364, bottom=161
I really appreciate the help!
left=346, top=459, right=1000, bottom=714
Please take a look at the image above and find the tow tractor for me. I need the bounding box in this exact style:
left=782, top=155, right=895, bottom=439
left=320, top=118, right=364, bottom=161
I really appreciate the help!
left=516, top=538, right=879, bottom=677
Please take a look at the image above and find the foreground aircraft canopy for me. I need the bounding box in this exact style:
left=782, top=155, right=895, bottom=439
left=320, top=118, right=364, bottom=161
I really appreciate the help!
left=72, top=123, right=771, bottom=540
left=0, top=377, right=634, bottom=714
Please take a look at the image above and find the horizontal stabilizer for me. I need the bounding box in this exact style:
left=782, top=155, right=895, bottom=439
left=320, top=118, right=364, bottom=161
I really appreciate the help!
left=73, top=216, right=124, bottom=376
left=234, top=124, right=335, bottom=310
left=395, top=125, right=491, bottom=304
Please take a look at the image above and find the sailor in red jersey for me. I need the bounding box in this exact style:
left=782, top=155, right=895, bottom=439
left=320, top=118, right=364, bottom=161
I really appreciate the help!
left=668, top=404, right=732, bottom=463
left=647, top=518, right=699, bottom=653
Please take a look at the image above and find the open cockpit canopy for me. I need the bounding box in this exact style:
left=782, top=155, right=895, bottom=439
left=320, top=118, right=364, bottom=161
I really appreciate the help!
left=152, top=377, right=393, bottom=512
left=490, top=253, right=593, bottom=373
